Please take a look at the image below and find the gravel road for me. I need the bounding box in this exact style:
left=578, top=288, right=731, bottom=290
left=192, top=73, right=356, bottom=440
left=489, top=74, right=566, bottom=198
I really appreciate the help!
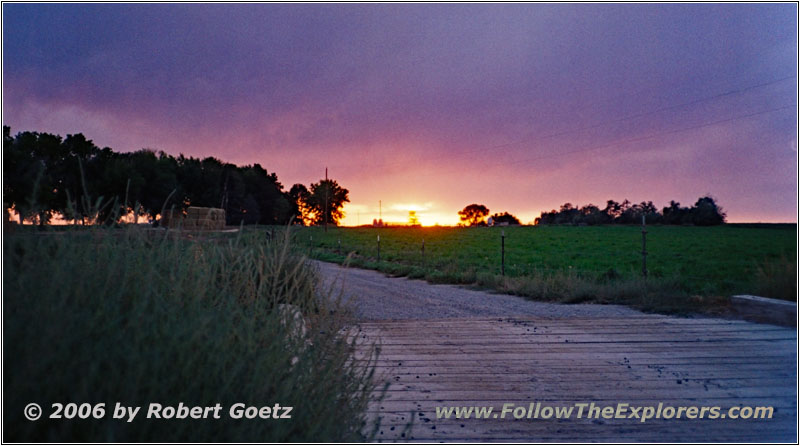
left=314, top=260, right=646, bottom=320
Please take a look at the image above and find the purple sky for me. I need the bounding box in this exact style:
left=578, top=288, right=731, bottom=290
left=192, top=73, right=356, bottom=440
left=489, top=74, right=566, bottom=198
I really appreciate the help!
left=3, top=3, right=797, bottom=224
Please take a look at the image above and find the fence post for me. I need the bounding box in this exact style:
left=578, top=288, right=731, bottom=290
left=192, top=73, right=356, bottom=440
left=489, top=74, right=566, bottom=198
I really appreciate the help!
left=421, top=238, right=425, bottom=264
left=641, top=215, right=647, bottom=278
left=338, top=238, right=341, bottom=253
left=377, top=234, right=381, bottom=263
left=501, top=229, right=505, bottom=276
left=309, top=235, right=313, bottom=258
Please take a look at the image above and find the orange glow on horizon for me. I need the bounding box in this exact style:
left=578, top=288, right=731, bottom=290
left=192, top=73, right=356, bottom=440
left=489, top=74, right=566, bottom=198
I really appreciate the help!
left=338, top=202, right=543, bottom=227
left=6, top=207, right=151, bottom=226
left=336, top=203, right=797, bottom=227
left=338, top=203, right=461, bottom=227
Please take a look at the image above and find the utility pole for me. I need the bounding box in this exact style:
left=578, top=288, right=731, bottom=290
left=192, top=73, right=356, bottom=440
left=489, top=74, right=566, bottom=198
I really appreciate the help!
left=324, top=167, right=328, bottom=233
left=641, top=214, right=647, bottom=278
left=501, top=230, right=506, bottom=276
left=379, top=200, right=382, bottom=225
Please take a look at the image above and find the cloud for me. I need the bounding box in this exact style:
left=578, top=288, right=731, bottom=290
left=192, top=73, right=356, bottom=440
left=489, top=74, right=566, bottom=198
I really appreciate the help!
left=3, top=4, right=797, bottom=222
left=389, top=202, right=434, bottom=212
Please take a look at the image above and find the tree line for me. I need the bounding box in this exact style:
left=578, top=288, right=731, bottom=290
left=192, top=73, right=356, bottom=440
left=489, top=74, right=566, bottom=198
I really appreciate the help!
left=458, top=204, right=521, bottom=226
left=535, top=197, right=726, bottom=226
left=457, top=197, right=726, bottom=227
left=3, top=127, right=349, bottom=226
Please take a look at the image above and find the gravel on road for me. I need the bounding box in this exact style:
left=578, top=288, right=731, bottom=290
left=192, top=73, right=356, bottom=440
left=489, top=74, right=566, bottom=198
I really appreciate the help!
left=313, top=260, right=647, bottom=320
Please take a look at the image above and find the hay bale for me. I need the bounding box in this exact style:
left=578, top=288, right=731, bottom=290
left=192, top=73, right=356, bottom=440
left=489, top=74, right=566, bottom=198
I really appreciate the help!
left=210, top=209, right=225, bottom=221
left=194, top=218, right=224, bottom=230
left=185, top=207, right=226, bottom=230
left=160, top=209, right=184, bottom=228
left=161, top=207, right=225, bottom=230
left=186, top=207, right=209, bottom=217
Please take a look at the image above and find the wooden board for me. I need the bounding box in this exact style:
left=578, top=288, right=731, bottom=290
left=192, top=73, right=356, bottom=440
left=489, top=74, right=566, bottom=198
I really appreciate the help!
left=357, top=315, right=797, bottom=442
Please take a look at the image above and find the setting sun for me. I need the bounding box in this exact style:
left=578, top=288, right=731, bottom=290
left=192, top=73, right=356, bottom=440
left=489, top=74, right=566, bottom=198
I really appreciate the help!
left=339, top=202, right=461, bottom=227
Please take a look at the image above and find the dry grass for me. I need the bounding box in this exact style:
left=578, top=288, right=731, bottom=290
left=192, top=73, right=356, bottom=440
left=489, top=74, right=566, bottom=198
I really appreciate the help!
left=3, top=227, right=379, bottom=442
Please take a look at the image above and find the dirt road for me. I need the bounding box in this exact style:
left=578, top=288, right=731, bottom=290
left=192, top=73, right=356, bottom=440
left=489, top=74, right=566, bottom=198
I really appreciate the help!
left=315, top=261, right=797, bottom=442
left=314, top=260, right=643, bottom=320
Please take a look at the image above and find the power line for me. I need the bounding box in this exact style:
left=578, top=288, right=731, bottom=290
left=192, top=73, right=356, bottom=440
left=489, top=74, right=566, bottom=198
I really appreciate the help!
left=462, top=74, right=796, bottom=159
left=463, top=103, right=798, bottom=174
left=358, top=102, right=795, bottom=181
left=327, top=74, right=795, bottom=173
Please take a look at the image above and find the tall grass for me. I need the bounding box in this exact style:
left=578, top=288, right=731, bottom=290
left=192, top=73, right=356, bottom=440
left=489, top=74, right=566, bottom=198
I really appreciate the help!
left=316, top=250, right=727, bottom=314
left=756, top=256, right=797, bottom=302
left=3, top=227, right=378, bottom=442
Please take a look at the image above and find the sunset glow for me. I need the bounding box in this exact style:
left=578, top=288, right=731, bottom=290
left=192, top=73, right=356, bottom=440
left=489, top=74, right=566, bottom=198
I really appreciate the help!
left=340, top=202, right=460, bottom=227
left=3, top=4, right=796, bottom=224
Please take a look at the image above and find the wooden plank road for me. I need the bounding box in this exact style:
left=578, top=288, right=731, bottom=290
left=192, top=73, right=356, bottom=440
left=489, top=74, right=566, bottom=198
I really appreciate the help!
left=356, top=315, right=797, bottom=442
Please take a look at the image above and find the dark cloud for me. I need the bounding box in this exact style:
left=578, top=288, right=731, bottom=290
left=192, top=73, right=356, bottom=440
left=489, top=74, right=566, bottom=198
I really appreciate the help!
left=3, top=3, right=796, bottom=223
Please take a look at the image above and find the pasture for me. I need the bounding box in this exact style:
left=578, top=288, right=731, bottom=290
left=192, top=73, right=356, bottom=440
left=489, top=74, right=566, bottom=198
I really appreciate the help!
left=295, top=224, right=796, bottom=312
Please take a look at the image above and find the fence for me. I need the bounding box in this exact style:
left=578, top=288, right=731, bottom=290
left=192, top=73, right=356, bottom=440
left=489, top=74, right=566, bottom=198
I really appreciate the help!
left=258, top=224, right=795, bottom=303
left=290, top=221, right=678, bottom=283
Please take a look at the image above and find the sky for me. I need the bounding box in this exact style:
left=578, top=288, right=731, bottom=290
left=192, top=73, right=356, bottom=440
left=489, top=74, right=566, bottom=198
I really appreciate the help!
left=3, top=3, right=797, bottom=225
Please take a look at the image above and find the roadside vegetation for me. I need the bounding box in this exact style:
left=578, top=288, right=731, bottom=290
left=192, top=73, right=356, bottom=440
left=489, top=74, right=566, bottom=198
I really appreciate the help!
left=3, top=227, right=379, bottom=442
left=296, top=224, right=796, bottom=314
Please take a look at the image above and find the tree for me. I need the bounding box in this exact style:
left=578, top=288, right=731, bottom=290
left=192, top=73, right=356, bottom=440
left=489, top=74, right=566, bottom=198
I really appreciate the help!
left=662, top=200, right=689, bottom=225
left=639, top=200, right=662, bottom=224
left=4, top=130, right=63, bottom=225
left=557, top=202, right=581, bottom=224
left=3, top=127, right=299, bottom=227
left=408, top=210, right=420, bottom=226
left=239, top=163, right=292, bottom=225
left=303, top=179, right=349, bottom=226
left=288, top=183, right=311, bottom=225
left=690, top=196, right=726, bottom=226
left=2, top=126, right=33, bottom=224
left=458, top=204, right=490, bottom=226
left=579, top=204, right=608, bottom=225
left=534, top=197, right=726, bottom=226
left=602, top=200, right=623, bottom=221
left=58, top=133, right=104, bottom=223
left=490, top=212, right=520, bottom=225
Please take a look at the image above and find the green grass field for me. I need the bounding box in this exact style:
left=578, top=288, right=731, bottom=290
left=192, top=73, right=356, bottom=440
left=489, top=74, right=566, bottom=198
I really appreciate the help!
left=293, top=224, right=796, bottom=312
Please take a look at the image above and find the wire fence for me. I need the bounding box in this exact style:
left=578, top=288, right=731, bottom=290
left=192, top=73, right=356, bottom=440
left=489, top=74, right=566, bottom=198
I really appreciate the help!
left=284, top=225, right=767, bottom=286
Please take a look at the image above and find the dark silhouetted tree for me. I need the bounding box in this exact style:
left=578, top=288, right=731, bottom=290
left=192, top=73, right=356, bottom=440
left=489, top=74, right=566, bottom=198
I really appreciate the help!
left=288, top=183, right=311, bottom=224
left=490, top=212, right=521, bottom=225
left=304, top=179, right=349, bottom=226
left=4, top=129, right=63, bottom=225
left=458, top=204, right=490, bottom=226
left=602, top=200, right=623, bottom=221
left=3, top=127, right=295, bottom=226
left=662, top=200, right=690, bottom=225
left=535, top=197, right=725, bottom=226
left=408, top=210, right=420, bottom=226
left=689, top=196, right=726, bottom=226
